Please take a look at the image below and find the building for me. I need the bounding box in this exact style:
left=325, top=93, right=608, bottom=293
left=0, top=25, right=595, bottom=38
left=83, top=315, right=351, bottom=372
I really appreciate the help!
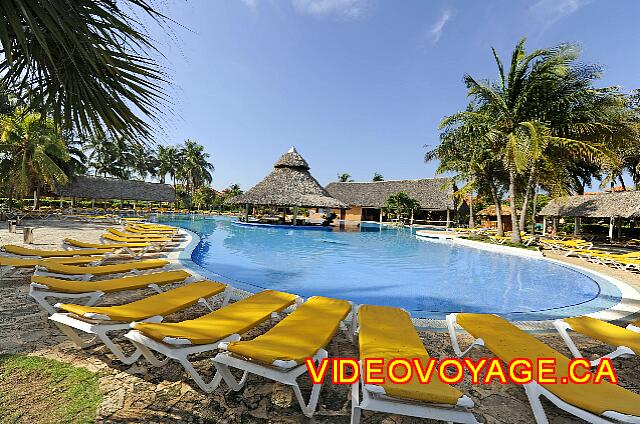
left=56, top=175, right=175, bottom=204
left=477, top=205, right=512, bottom=232
left=227, top=147, right=347, bottom=223
left=324, top=178, right=457, bottom=225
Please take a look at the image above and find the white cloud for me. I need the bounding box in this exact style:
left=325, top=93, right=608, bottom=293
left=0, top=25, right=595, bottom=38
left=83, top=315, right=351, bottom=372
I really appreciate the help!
left=529, top=0, right=589, bottom=29
left=428, top=9, right=453, bottom=45
left=291, top=0, right=369, bottom=19
left=239, top=0, right=259, bottom=13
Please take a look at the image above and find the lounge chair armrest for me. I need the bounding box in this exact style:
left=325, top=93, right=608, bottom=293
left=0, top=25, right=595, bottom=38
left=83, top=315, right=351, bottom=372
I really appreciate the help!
left=84, top=312, right=112, bottom=320
left=363, top=384, right=385, bottom=394
left=163, top=336, right=193, bottom=345
left=30, top=282, right=49, bottom=289
left=602, top=411, right=640, bottom=423
left=446, top=313, right=484, bottom=357
left=272, top=359, right=298, bottom=369
left=456, top=395, right=475, bottom=408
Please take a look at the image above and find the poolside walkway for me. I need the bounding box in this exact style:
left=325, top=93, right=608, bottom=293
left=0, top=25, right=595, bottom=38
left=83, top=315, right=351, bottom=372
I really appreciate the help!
left=1, top=220, right=640, bottom=422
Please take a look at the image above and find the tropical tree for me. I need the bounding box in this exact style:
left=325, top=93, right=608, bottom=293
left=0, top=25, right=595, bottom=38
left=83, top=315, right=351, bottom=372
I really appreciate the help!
left=384, top=192, right=420, bottom=224
left=156, top=145, right=180, bottom=185
left=0, top=109, right=70, bottom=208
left=443, top=39, right=632, bottom=243
left=337, top=173, right=353, bottom=182
left=0, top=1, right=169, bottom=142
left=177, top=140, right=214, bottom=208
left=372, top=172, right=384, bottom=182
left=83, top=134, right=133, bottom=179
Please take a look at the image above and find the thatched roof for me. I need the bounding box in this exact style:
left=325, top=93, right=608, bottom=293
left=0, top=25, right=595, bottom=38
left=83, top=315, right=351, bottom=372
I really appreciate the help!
left=539, top=191, right=640, bottom=218
left=478, top=205, right=511, bottom=217
left=227, top=147, right=347, bottom=208
left=325, top=178, right=455, bottom=210
left=55, top=176, right=175, bottom=202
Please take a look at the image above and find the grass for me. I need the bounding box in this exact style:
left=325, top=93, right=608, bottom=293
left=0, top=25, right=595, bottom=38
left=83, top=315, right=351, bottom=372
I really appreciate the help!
left=0, top=354, right=102, bottom=424
left=462, top=235, right=539, bottom=251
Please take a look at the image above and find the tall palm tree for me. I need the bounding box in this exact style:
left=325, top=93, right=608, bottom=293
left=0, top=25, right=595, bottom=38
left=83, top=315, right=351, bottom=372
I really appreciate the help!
left=454, top=39, right=625, bottom=243
left=0, top=1, right=169, bottom=142
left=178, top=140, right=214, bottom=208
left=0, top=108, right=70, bottom=208
left=156, top=145, right=180, bottom=185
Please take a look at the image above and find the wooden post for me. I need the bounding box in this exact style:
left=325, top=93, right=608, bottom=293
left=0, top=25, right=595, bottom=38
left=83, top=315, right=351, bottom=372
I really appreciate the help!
left=542, top=216, right=547, bottom=235
left=617, top=218, right=622, bottom=239
left=609, top=216, right=614, bottom=239
left=91, top=198, right=95, bottom=209
left=244, top=204, right=250, bottom=222
left=573, top=217, right=579, bottom=235
left=379, top=209, right=383, bottom=224
left=59, top=197, right=64, bottom=208
left=446, top=209, right=451, bottom=227
left=410, top=209, right=414, bottom=226
left=292, top=206, right=298, bottom=226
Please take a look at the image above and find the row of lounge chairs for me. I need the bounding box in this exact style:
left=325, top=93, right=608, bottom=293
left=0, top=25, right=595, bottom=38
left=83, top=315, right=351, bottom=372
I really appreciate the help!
left=540, top=238, right=640, bottom=272
left=3, top=222, right=640, bottom=422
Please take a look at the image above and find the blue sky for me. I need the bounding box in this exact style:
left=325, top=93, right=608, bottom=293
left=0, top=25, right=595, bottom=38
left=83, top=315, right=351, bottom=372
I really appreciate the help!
left=153, top=0, right=640, bottom=190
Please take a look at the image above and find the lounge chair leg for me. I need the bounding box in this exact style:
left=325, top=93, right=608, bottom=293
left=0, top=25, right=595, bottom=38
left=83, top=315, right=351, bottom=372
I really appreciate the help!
left=350, top=381, right=362, bottom=424
left=94, top=330, right=142, bottom=365
left=178, top=357, right=225, bottom=393
left=524, top=384, right=549, bottom=424
left=133, top=342, right=170, bottom=367
left=52, top=321, right=100, bottom=348
left=291, top=379, right=323, bottom=418
left=212, top=361, right=249, bottom=391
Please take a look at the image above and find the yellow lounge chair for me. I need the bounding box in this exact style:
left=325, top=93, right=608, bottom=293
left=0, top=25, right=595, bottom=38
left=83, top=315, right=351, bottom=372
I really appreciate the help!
left=125, top=290, right=299, bottom=392
left=3, top=244, right=113, bottom=258
left=447, top=313, right=640, bottom=423
left=106, top=228, right=175, bottom=241
left=29, top=269, right=193, bottom=314
left=0, top=255, right=104, bottom=278
left=212, top=296, right=352, bottom=417
left=100, top=233, right=173, bottom=252
left=64, top=238, right=154, bottom=259
left=554, top=316, right=640, bottom=366
left=49, top=280, right=228, bottom=364
left=34, top=259, right=170, bottom=281
left=353, top=305, right=478, bottom=424
left=125, top=225, right=177, bottom=235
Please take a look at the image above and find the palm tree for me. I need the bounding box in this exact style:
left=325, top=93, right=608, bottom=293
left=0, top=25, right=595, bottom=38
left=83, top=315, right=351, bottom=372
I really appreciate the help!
left=0, top=1, right=169, bottom=142
left=177, top=140, right=214, bottom=208
left=372, top=172, right=384, bottom=182
left=156, top=145, right=180, bottom=185
left=84, top=134, right=133, bottom=179
left=337, top=173, right=353, bottom=182
left=452, top=39, right=625, bottom=243
left=0, top=109, right=70, bottom=208
left=384, top=192, right=420, bottom=225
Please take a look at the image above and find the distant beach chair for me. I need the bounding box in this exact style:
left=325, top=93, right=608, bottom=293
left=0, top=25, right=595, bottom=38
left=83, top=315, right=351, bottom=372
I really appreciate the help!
left=29, top=269, right=194, bottom=314
left=33, top=258, right=171, bottom=280
left=125, top=289, right=299, bottom=392
left=212, top=296, right=353, bottom=417
left=2, top=244, right=113, bottom=258
left=554, top=316, right=640, bottom=366
left=352, top=305, right=478, bottom=424
left=49, top=280, right=228, bottom=364
left=0, top=256, right=104, bottom=278
left=447, top=313, right=640, bottom=423
left=63, top=238, right=156, bottom=258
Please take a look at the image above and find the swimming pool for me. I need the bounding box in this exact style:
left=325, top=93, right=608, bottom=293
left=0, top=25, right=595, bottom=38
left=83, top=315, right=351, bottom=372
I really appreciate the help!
left=159, top=216, right=622, bottom=320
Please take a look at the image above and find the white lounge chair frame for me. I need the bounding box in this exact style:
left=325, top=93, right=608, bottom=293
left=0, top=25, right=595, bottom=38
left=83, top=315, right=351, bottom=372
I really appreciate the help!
left=48, top=286, right=231, bottom=365
left=351, top=362, right=478, bottom=424
left=447, top=313, right=640, bottom=424
left=553, top=319, right=638, bottom=366
left=61, top=240, right=156, bottom=260
left=211, top=302, right=356, bottom=417
left=29, top=273, right=196, bottom=314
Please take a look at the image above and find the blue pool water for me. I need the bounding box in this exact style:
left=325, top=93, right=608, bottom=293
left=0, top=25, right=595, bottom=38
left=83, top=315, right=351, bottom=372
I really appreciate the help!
left=160, top=216, right=622, bottom=320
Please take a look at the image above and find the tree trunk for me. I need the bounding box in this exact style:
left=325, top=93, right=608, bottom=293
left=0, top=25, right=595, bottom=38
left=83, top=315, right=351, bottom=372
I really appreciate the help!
left=508, top=170, right=522, bottom=244
left=530, top=186, right=539, bottom=235
left=33, top=189, right=38, bottom=210
left=468, top=195, right=475, bottom=228
left=487, top=181, right=504, bottom=237
left=519, top=168, right=536, bottom=233
left=620, top=176, right=627, bottom=191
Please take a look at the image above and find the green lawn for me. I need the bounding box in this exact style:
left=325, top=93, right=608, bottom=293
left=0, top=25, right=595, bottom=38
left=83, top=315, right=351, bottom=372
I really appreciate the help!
left=0, top=354, right=102, bottom=424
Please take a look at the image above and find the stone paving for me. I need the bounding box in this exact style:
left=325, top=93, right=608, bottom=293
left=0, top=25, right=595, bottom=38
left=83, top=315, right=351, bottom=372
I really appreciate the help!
left=1, top=220, right=640, bottom=423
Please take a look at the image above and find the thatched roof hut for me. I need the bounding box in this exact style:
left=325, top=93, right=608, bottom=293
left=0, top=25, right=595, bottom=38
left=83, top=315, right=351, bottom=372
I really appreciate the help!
left=227, top=147, right=347, bottom=208
left=55, top=176, right=175, bottom=202
left=325, top=178, right=455, bottom=210
left=539, top=192, right=640, bottom=218
left=477, top=205, right=511, bottom=217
